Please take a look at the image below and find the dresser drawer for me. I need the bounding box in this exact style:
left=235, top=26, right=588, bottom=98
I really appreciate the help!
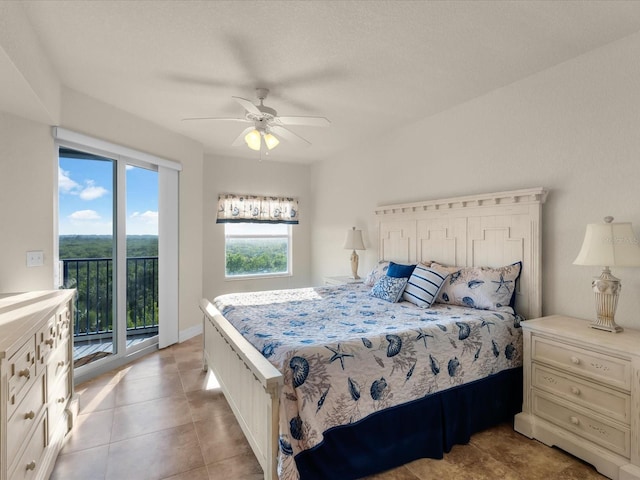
left=47, top=339, right=70, bottom=386
left=532, top=391, right=630, bottom=457
left=6, top=376, right=45, bottom=468
left=8, top=337, right=37, bottom=418
left=36, top=315, right=57, bottom=372
left=48, top=371, right=71, bottom=440
left=56, top=306, right=71, bottom=340
left=8, top=412, right=47, bottom=480
left=531, top=336, right=630, bottom=391
left=532, top=364, right=631, bottom=424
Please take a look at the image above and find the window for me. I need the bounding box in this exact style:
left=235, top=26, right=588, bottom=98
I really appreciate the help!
left=225, top=223, right=292, bottom=278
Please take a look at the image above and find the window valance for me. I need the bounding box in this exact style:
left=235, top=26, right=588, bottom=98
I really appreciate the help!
left=216, top=193, right=299, bottom=224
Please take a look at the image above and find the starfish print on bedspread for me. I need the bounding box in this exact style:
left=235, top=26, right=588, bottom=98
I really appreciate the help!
left=325, top=344, right=354, bottom=370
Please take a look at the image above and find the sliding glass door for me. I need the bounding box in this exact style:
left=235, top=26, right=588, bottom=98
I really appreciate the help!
left=58, top=148, right=159, bottom=373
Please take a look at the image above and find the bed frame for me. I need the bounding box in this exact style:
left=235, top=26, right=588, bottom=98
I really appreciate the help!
left=200, top=187, right=547, bottom=479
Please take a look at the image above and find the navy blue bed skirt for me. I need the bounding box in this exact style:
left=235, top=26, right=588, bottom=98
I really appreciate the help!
left=295, top=367, right=523, bottom=480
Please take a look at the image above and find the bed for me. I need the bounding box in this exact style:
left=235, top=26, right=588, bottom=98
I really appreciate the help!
left=200, top=187, right=547, bottom=480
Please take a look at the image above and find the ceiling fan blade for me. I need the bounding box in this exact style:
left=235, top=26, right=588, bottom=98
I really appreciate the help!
left=232, top=127, right=255, bottom=147
left=270, top=125, right=311, bottom=147
left=182, top=117, right=250, bottom=122
left=232, top=96, right=261, bottom=116
left=276, top=116, right=331, bottom=127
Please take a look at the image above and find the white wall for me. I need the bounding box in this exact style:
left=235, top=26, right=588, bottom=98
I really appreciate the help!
left=311, top=31, right=640, bottom=329
left=202, top=155, right=312, bottom=299
left=0, top=112, right=57, bottom=291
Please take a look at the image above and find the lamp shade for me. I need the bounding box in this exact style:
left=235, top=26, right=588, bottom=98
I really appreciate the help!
left=245, top=129, right=261, bottom=151
left=263, top=133, right=279, bottom=150
left=573, top=218, right=640, bottom=267
left=343, top=227, right=365, bottom=250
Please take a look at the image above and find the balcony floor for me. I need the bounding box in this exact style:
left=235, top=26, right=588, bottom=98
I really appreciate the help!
left=74, top=334, right=156, bottom=367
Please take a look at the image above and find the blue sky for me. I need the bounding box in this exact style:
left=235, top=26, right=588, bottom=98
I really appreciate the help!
left=59, top=157, right=158, bottom=235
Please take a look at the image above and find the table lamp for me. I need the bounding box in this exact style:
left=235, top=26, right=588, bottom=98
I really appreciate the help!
left=573, top=216, right=640, bottom=332
left=343, top=227, right=365, bottom=279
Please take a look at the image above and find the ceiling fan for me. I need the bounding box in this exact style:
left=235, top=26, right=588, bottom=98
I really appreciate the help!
left=182, top=88, right=330, bottom=151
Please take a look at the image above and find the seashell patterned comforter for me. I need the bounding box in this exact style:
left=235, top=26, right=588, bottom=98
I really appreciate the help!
left=214, top=283, right=523, bottom=480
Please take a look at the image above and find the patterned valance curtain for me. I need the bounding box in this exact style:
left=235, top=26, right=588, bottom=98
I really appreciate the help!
left=216, top=193, right=299, bottom=224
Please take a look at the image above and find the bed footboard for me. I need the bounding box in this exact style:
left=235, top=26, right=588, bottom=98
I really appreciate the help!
left=200, top=299, right=283, bottom=480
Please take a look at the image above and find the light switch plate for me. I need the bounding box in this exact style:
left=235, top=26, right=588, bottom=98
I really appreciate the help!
left=26, top=251, right=44, bottom=267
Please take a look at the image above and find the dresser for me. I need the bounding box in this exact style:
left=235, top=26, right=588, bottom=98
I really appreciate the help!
left=0, top=290, right=77, bottom=480
left=514, top=315, right=640, bottom=480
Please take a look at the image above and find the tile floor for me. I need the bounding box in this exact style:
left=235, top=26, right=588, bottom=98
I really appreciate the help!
left=51, top=335, right=606, bottom=480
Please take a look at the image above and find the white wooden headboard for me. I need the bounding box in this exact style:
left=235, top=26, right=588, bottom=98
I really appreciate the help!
left=375, top=187, right=547, bottom=319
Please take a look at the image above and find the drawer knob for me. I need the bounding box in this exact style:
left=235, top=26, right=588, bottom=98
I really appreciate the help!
left=570, top=416, right=580, bottom=425
left=570, top=356, right=581, bottom=365
left=26, top=461, right=36, bottom=471
left=570, top=386, right=581, bottom=395
left=58, top=397, right=65, bottom=403
left=45, top=338, right=54, bottom=346
left=24, top=410, right=35, bottom=420
left=57, top=361, right=65, bottom=367
left=18, top=368, right=30, bottom=379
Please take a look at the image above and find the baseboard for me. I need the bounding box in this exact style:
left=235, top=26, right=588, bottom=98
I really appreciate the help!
left=179, top=323, right=203, bottom=342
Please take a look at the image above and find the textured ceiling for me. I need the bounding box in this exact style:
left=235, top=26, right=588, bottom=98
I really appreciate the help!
left=18, top=0, right=640, bottom=164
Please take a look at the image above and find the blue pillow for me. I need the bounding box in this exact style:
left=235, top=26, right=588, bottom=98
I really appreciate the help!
left=403, top=265, right=448, bottom=308
left=386, top=261, right=416, bottom=278
left=370, top=276, right=408, bottom=303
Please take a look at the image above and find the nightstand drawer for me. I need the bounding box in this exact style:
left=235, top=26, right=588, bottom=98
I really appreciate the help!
left=532, top=364, right=630, bottom=424
left=531, top=336, right=630, bottom=391
left=532, top=391, right=630, bottom=457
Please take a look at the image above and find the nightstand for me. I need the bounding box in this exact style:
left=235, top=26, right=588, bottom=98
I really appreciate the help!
left=514, top=315, right=640, bottom=480
left=324, top=276, right=364, bottom=286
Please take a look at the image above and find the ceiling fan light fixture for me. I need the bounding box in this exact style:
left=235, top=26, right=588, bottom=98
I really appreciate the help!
left=264, top=133, right=280, bottom=150
left=244, top=129, right=261, bottom=151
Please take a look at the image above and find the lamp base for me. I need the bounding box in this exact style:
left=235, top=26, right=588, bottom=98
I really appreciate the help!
left=589, top=319, right=623, bottom=333
left=350, top=250, right=360, bottom=280
left=590, top=267, right=623, bottom=333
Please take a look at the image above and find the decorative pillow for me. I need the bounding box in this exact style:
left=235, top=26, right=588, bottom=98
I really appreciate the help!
left=370, top=276, right=408, bottom=303
left=402, top=264, right=448, bottom=308
left=386, top=261, right=416, bottom=278
left=364, top=261, right=390, bottom=286
left=430, top=261, right=522, bottom=313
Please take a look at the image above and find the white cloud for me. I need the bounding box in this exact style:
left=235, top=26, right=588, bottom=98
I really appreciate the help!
left=58, top=167, right=80, bottom=193
left=128, top=210, right=158, bottom=235
left=69, top=210, right=101, bottom=220
left=79, top=180, right=108, bottom=200
left=130, top=210, right=158, bottom=221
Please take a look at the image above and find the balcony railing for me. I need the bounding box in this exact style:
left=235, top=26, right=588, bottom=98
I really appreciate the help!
left=61, top=257, right=159, bottom=340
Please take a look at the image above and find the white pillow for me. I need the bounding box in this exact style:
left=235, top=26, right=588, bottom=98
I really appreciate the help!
left=402, top=264, right=448, bottom=308
left=364, top=261, right=390, bottom=287
left=430, top=261, right=522, bottom=312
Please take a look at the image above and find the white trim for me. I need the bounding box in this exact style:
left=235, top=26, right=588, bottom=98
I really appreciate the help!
left=179, top=323, right=203, bottom=343
left=53, top=127, right=182, bottom=171
left=158, top=166, right=179, bottom=348
left=115, top=161, right=127, bottom=356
